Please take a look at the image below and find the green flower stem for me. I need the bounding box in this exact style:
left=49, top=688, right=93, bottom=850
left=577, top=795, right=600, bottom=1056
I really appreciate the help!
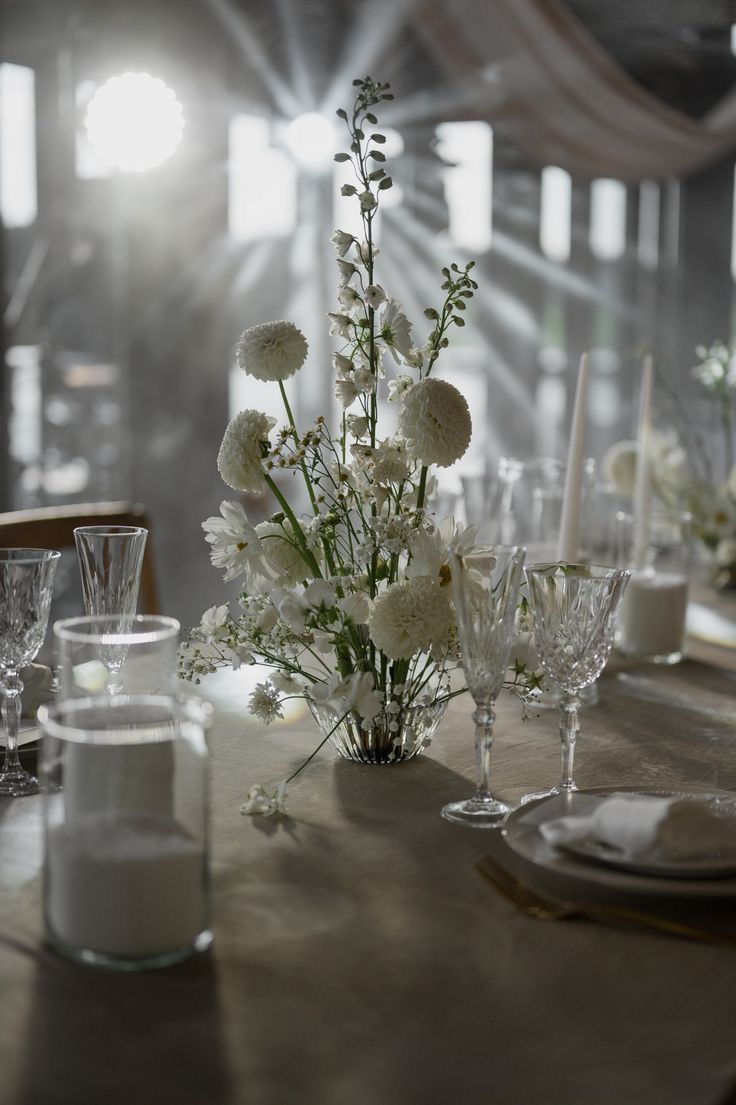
left=264, top=472, right=322, bottom=578
left=415, top=466, right=428, bottom=512
left=279, top=380, right=318, bottom=515
left=285, top=708, right=351, bottom=784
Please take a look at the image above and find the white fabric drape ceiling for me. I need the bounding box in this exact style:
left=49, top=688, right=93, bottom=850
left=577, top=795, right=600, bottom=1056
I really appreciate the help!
left=413, top=0, right=736, bottom=181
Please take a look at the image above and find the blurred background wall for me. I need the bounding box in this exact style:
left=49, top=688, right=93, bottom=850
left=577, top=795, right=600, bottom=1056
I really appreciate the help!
left=2, top=0, right=736, bottom=626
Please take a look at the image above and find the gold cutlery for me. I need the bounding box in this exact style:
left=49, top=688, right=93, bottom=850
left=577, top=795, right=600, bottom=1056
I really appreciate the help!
left=476, top=854, right=736, bottom=945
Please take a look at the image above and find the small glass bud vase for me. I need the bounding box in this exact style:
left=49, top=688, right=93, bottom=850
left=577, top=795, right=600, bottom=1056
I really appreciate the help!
left=308, top=698, right=448, bottom=765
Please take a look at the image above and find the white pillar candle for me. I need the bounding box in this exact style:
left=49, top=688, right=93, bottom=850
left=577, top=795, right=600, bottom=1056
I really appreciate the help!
left=47, top=811, right=207, bottom=957
left=616, top=569, right=688, bottom=661
left=632, top=354, right=654, bottom=568
left=556, top=353, right=589, bottom=562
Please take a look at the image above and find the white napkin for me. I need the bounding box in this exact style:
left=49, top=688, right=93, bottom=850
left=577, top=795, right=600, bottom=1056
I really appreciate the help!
left=21, top=663, right=54, bottom=717
left=540, top=794, right=736, bottom=861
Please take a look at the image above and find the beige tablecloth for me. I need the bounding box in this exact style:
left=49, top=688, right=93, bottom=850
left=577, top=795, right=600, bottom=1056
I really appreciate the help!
left=1, top=645, right=736, bottom=1105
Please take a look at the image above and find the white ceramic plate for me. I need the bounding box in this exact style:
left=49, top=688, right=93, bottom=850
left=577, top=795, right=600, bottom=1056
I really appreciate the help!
left=502, top=787, right=736, bottom=897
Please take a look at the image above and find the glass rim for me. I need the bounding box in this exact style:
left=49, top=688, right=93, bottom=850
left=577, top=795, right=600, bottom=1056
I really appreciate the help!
left=614, top=508, right=693, bottom=525
left=53, top=614, right=179, bottom=645
left=0, top=548, right=61, bottom=563
left=38, top=693, right=212, bottom=742
left=450, top=543, right=526, bottom=557
left=73, top=525, right=147, bottom=537
left=525, top=562, right=630, bottom=580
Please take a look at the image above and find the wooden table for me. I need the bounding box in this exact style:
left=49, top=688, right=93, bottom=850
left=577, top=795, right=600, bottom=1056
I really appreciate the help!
left=1, top=631, right=736, bottom=1105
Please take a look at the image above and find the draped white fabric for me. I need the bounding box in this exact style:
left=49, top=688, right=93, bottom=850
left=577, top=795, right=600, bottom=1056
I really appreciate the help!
left=413, top=0, right=736, bottom=181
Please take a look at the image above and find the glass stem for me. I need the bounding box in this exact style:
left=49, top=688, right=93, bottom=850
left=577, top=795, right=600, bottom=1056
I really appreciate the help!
left=1, top=670, right=23, bottom=772
left=106, top=668, right=124, bottom=696
left=473, top=702, right=496, bottom=801
left=558, top=692, right=580, bottom=791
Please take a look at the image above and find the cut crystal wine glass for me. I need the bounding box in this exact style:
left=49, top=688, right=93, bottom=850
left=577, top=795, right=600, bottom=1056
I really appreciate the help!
left=0, top=548, right=60, bottom=796
left=73, top=526, right=147, bottom=694
left=442, top=545, right=526, bottom=828
left=525, top=563, right=629, bottom=798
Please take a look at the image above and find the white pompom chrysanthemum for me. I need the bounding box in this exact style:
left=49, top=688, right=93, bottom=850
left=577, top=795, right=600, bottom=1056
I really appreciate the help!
left=602, top=439, right=638, bottom=495
left=217, top=410, right=276, bottom=495
left=368, top=577, right=453, bottom=660
left=398, top=378, right=472, bottom=468
left=236, top=321, right=308, bottom=382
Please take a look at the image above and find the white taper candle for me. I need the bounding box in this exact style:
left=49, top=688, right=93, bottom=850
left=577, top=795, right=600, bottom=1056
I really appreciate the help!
left=556, top=353, right=590, bottom=562
left=632, top=353, right=654, bottom=568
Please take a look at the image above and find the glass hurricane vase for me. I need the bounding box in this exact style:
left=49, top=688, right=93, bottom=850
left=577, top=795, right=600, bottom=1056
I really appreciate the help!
left=308, top=697, right=448, bottom=765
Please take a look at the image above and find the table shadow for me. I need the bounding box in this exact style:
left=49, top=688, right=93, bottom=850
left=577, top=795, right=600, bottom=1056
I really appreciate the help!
left=17, top=946, right=233, bottom=1105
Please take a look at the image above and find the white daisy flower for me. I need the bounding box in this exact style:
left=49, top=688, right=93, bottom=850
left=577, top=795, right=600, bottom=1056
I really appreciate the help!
left=407, top=519, right=477, bottom=583
left=236, top=321, right=308, bottom=382
left=217, top=410, right=276, bottom=495
left=399, top=378, right=472, bottom=468
left=203, top=500, right=273, bottom=584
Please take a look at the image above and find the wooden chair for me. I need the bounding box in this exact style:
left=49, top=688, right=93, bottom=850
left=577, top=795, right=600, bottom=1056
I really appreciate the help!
left=0, top=501, right=160, bottom=614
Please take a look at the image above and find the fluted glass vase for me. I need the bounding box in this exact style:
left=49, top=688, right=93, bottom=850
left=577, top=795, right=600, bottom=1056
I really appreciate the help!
left=308, top=697, right=448, bottom=765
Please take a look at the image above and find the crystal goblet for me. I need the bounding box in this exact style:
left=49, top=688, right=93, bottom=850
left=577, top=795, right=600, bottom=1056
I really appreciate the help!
left=442, top=545, right=526, bottom=828
left=74, top=526, right=147, bottom=693
left=0, top=548, right=60, bottom=796
left=525, top=563, right=629, bottom=797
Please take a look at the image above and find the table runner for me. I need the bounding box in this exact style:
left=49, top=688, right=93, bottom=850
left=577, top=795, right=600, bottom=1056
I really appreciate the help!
left=1, top=646, right=735, bottom=1105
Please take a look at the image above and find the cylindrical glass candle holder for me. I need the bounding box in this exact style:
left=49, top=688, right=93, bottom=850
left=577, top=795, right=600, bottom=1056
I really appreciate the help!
left=54, top=615, right=179, bottom=699
left=615, top=510, right=693, bottom=664
left=39, top=695, right=212, bottom=971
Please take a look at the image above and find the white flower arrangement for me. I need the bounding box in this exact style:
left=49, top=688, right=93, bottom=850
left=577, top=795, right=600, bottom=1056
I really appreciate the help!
left=182, top=77, right=536, bottom=811
left=603, top=344, right=736, bottom=586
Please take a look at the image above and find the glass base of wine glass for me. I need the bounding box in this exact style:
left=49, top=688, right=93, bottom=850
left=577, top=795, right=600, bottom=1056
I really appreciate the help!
left=441, top=795, right=512, bottom=828
left=0, top=762, right=39, bottom=797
